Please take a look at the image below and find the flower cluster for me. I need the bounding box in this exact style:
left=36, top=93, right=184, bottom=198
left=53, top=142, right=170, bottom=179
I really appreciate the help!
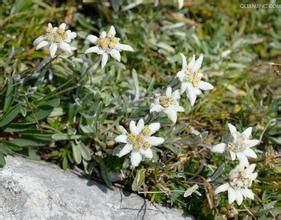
left=34, top=23, right=77, bottom=57
left=177, top=54, right=214, bottom=106
left=115, top=54, right=214, bottom=167
left=34, top=24, right=133, bottom=67
left=150, top=87, right=184, bottom=123
left=212, top=123, right=260, bottom=205
left=215, top=164, right=257, bottom=205
left=85, top=26, right=134, bottom=68
left=212, top=124, right=260, bottom=166
left=115, top=119, right=164, bottom=168
left=33, top=22, right=261, bottom=208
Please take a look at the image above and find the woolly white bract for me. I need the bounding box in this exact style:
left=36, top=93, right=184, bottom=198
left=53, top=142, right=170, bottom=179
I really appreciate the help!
left=150, top=87, right=184, bottom=123
left=178, top=0, right=184, bottom=9
left=33, top=23, right=77, bottom=58
left=153, top=0, right=184, bottom=9
left=211, top=123, right=260, bottom=167
left=215, top=164, right=257, bottom=205
left=115, top=119, right=164, bottom=168
left=85, top=26, right=134, bottom=68
left=176, top=53, right=214, bottom=106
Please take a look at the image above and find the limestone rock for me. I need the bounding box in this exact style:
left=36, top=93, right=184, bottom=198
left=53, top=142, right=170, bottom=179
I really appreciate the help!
left=0, top=156, right=193, bottom=220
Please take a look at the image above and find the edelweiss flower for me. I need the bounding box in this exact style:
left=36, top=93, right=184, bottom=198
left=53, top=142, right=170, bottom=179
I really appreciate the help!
left=176, top=53, right=214, bottom=106
left=115, top=119, right=164, bottom=168
left=150, top=87, right=184, bottom=123
left=85, top=26, right=134, bottom=68
left=212, top=123, right=260, bottom=167
left=33, top=23, right=77, bottom=57
left=215, top=164, right=257, bottom=205
left=178, top=0, right=184, bottom=9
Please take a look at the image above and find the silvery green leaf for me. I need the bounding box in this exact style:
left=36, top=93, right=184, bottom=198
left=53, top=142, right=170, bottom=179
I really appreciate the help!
left=184, top=184, right=199, bottom=198
left=132, top=168, right=146, bottom=191
left=157, top=42, right=175, bottom=53
left=79, top=142, right=92, bottom=161
left=52, top=134, right=81, bottom=141
left=207, top=163, right=225, bottom=182
left=72, top=142, right=82, bottom=164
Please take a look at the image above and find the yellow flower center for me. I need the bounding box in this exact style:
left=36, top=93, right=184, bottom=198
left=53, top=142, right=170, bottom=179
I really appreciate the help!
left=230, top=170, right=252, bottom=188
left=228, top=134, right=245, bottom=152
left=227, top=143, right=240, bottom=152
left=128, top=133, right=151, bottom=151
left=143, top=141, right=151, bottom=149
left=46, top=27, right=68, bottom=42
left=141, top=127, right=151, bottom=136
left=159, top=96, right=174, bottom=108
left=184, top=71, right=202, bottom=87
left=97, top=34, right=119, bottom=50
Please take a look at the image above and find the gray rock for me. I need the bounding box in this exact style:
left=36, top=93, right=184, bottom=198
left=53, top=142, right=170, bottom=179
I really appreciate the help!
left=0, top=156, right=193, bottom=220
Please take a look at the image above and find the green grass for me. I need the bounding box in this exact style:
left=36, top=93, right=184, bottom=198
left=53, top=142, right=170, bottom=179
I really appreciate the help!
left=0, top=0, right=280, bottom=219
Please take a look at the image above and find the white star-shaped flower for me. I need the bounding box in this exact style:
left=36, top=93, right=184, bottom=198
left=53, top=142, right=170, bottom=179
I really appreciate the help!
left=115, top=118, right=164, bottom=168
left=176, top=53, right=214, bottom=106
left=215, top=164, right=257, bottom=205
left=211, top=123, right=260, bottom=167
left=85, top=26, right=134, bottom=68
left=33, top=23, right=77, bottom=58
left=150, top=87, right=184, bottom=123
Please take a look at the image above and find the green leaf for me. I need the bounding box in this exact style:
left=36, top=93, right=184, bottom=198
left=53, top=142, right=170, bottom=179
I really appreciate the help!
left=10, top=0, right=33, bottom=14
left=52, top=134, right=81, bottom=141
left=67, top=103, right=78, bottom=122
left=79, top=142, right=91, bottom=161
left=52, top=133, right=69, bottom=140
left=170, top=191, right=182, bottom=205
left=62, top=156, right=69, bottom=170
left=26, top=98, right=60, bottom=122
left=0, top=104, right=21, bottom=127
left=17, top=130, right=53, bottom=142
left=27, top=148, right=40, bottom=160
left=132, top=168, right=146, bottom=191
left=184, top=184, right=199, bottom=197
left=4, top=123, right=35, bottom=132
left=0, top=143, right=11, bottom=154
left=25, top=105, right=54, bottom=122
left=6, top=138, right=47, bottom=147
left=38, top=97, right=60, bottom=108
left=80, top=125, right=96, bottom=134
left=157, top=42, right=175, bottom=53
left=270, top=137, right=281, bottom=145
left=208, top=163, right=225, bottom=182
left=96, top=157, right=112, bottom=188
left=72, top=142, right=82, bottom=164
left=0, top=153, right=6, bottom=168
left=3, top=78, right=15, bottom=113
left=110, top=0, right=120, bottom=12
